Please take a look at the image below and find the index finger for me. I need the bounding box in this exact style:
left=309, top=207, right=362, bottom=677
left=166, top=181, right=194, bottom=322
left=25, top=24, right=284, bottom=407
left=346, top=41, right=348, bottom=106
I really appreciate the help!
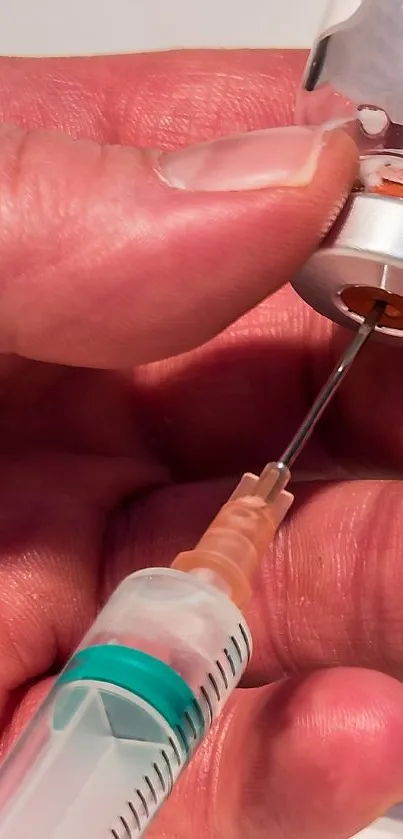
left=0, top=50, right=306, bottom=145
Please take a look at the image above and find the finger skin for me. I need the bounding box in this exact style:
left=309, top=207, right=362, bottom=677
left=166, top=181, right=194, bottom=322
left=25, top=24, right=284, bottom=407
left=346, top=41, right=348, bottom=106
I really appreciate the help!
left=0, top=51, right=306, bottom=145
left=0, top=49, right=357, bottom=368
left=149, top=669, right=403, bottom=839
left=0, top=122, right=356, bottom=368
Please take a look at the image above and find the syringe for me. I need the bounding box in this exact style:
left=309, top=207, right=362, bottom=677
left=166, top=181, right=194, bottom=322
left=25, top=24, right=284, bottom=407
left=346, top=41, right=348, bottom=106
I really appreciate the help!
left=0, top=302, right=384, bottom=839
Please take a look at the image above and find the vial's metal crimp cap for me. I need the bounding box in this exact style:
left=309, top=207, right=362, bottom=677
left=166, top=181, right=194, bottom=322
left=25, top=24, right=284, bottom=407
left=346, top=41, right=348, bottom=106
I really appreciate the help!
left=292, top=191, right=403, bottom=344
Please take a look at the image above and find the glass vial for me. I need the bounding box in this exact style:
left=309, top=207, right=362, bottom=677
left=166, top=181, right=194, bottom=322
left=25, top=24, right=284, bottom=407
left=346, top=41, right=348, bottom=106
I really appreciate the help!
left=297, top=0, right=403, bottom=197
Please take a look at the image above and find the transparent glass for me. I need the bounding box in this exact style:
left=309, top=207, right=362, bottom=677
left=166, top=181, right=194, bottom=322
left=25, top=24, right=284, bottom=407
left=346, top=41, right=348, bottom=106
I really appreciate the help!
left=297, top=0, right=403, bottom=196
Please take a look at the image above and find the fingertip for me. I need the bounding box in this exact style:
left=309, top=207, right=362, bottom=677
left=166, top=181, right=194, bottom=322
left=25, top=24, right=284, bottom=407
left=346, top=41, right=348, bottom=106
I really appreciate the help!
left=256, top=669, right=403, bottom=838
left=314, top=127, right=359, bottom=235
left=189, top=670, right=403, bottom=839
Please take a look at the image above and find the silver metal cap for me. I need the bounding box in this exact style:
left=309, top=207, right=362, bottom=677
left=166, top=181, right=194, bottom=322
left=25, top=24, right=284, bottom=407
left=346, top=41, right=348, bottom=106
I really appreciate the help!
left=292, top=192, right=403, bottom=344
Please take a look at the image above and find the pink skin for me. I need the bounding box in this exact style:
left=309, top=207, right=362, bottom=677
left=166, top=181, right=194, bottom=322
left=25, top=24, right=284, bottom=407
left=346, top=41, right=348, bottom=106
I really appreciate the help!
left=0, top=48, right=401, bottom=839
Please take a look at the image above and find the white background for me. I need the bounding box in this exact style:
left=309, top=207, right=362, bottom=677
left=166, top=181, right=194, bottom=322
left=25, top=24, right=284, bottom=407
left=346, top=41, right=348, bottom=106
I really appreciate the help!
left=0, top=0, right=326, bottom=57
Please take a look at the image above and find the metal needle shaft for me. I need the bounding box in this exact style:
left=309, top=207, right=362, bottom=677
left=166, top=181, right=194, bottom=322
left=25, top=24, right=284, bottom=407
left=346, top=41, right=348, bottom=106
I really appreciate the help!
left=278, top=300, right=386, bottom=470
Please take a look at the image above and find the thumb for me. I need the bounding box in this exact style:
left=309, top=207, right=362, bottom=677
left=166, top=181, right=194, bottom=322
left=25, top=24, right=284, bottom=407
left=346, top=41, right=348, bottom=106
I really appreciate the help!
left=0, top=123, right=356, bottom=368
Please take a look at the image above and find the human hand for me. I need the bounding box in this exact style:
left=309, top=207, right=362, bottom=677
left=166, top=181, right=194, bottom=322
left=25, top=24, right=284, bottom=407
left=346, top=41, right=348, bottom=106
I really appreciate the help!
left=0, top=48, right=401, bottom=839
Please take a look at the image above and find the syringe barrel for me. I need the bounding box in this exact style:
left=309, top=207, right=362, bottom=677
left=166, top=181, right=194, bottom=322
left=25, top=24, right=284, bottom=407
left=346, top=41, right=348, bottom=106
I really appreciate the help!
left=0, top=567, right=251, bottom=839
left=81, top=567, right=251, bottom=726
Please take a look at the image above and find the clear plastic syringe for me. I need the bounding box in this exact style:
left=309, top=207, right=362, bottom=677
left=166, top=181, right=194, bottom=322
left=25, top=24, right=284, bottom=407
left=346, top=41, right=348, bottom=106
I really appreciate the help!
left=0, top=303, right=383, bottom=839
left=0, top=469, right=292, bottom=839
